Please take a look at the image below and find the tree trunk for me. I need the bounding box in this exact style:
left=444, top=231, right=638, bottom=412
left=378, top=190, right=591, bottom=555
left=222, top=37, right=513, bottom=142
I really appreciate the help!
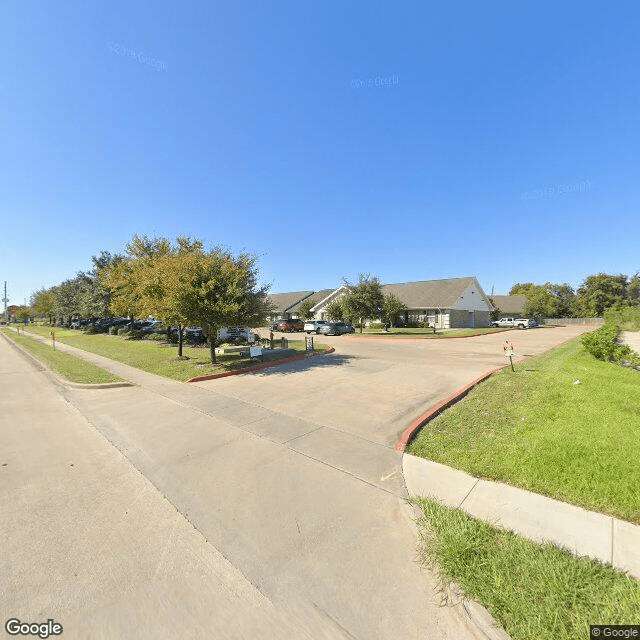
left=208, top=324, right=217, bottom=363
left=178, top=325, right=183, bottom=358
left=359, top=317, right=363, bottom=333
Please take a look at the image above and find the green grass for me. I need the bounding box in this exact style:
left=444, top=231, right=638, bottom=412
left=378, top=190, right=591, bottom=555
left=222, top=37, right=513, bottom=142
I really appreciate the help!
left=414, top=498, right=639, bottom=640
left=408, top=337, right=640, bottom=523
left=2, top=329, right=122, bottom=384
left=359, top=327, right=510, bottom=338
left=23, top=325, right=327, bottom=382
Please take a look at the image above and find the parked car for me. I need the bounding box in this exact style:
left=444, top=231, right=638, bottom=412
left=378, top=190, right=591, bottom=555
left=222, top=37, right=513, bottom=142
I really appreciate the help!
left=491, top=317, right=536, bottom=329
left=304, top=320, right=330, bottom=334
left=268, top=319, right=284, bottom=331
left=140, top=320, right=164, bottom=334
left=317, top=322, right=355, bottom=336
left=277, top=319, right=304, bottom=332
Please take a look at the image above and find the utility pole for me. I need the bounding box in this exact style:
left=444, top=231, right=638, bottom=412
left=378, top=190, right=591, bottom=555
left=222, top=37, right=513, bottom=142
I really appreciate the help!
left=2, top=281, right=8, bottom=323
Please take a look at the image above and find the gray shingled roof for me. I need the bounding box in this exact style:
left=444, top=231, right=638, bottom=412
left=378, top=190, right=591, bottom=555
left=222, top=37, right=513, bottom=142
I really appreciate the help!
left=489, top=295, right=526, bottom=315
left=381, top=277, right=477, bottom=308
left=266, top=291, right=314, bottom=314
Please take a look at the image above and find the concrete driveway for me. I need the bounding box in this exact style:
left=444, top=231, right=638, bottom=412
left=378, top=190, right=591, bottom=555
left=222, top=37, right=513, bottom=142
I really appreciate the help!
left=1, top=325, right=591, bottom=639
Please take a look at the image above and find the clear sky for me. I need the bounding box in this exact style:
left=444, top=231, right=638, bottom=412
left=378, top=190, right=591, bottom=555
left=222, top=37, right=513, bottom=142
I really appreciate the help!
left=1, top=1, right=639, bottom=307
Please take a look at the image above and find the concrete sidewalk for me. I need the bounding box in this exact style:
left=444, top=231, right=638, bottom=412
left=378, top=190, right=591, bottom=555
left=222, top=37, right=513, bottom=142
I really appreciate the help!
left=2, top=329, right=500, bottom=639
left=403, top=454, right=640, bottom=579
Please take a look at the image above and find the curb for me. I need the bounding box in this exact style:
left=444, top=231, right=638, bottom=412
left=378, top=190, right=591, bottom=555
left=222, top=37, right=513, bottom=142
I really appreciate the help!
left=0, top=330, right=133, bottom=389
left=395, top=358, right=526, bottom=452
left=186, top=347, right=336, bottom=383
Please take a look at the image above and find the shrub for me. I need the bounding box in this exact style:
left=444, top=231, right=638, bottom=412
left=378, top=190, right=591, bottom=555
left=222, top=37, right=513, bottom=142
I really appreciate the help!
left=581, top=323, right=640, bottom=366
left=117, top=328, right=130, bottom=337
left=418, top=321, right=431, bottom=329
left=127, top=329, right=144, bottom=340
left=368, top=322, right=385, bottom=330
left=84, top=323, right=102, bottom=334
left=581, top=324, right=620, bottom=360
left=108, top=325, right=119, bottom=335
left=147, top=332, right=166, bottom=341
left=604, top=306, right=640, bottom=331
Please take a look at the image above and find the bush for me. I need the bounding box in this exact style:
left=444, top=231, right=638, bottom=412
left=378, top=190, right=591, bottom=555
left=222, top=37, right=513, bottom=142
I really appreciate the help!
left=604, top=306, right=640, bottom=331
left=84, top=323, right=102, bottom=334
left=417, top=321, right=431, bottom=329
left=117, top=328, right=130, bottom=337
left=147, top=332, right=166, bottom=341
left=581, top=323, right=640, bottom=366
left=108, top=325, right=119, bottom=335
left=127, top=329, right=144, bottom=340
left=368, top=322, right=385, bottom=330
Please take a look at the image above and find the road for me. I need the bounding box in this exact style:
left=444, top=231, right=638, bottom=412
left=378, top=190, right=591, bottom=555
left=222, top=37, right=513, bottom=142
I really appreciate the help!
left=0, top=325, right=591, bottom=639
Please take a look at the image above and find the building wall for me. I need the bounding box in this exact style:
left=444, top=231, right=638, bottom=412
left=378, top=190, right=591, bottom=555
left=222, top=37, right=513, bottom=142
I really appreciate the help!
left=448, top=309, right=491, bottom=328
left=450, top=282, right=493, bottom=312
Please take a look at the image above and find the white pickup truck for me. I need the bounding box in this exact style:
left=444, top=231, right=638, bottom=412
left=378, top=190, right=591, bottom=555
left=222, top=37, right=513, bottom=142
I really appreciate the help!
left=491, top=317, right=537, bottom=329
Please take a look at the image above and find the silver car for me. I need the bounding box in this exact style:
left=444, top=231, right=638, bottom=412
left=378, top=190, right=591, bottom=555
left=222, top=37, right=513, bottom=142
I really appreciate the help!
left=317, top=322, right=355, bottom=336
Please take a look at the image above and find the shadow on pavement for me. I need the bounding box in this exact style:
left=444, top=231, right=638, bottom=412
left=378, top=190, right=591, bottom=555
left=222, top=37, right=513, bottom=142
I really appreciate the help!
left=244, top=353, right=357, bottom=377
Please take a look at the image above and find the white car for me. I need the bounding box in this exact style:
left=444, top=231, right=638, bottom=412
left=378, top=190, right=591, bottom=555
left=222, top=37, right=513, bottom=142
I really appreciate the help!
left=304, top=320, right=331, bottom=334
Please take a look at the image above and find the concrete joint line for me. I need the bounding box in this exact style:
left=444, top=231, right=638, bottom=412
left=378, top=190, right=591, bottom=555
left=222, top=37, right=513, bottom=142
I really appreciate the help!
left=458, top=478, right=480, bottom=509
left=611, top=517, right=614, bottom=565
left=293, top=448, right=399, bottom=497
left=281, top=425, right=324, bottom=445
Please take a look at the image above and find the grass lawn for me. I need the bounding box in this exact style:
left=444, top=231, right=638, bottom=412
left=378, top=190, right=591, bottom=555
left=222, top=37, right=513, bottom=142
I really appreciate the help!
left=2, top=329, right=122, bottom=384
left=408, top=337, right=640, bottom=524
left=23, top=325, right=327, bottom=382
left=414, top=498, right=639, bottom=640
left=360, top=327, right=510, bottom=338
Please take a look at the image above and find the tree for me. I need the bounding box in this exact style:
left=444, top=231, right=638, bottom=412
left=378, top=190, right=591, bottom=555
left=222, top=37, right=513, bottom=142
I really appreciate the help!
left=325, top=299, right=346, bottom=322
left=509, top=283, right=535, bottom=296
left=545, top=283, right=576, bottom=318
left=382, top=294, right=406, bottom=328
left=575, top=273, right=628, bottom=316
left=298, top=298, right=317, bottom=321
left=522, top=285, right=556, bottom=318
left=509, top=281, right=577, bottom=318
left=104, top=235, right=205, bottom=357
left=628, top=273, right=640, bottom=306
left=16, top=306, right=31, bottom=323
left=488, top=298, right=501, bottom=322
left=341, top=274, right=384, bottom=333
left=175, top=247, right=273, bottom=363
left=30, top=288, right=55, bottom=323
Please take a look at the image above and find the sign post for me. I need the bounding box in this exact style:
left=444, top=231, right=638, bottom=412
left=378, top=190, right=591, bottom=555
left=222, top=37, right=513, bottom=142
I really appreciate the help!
left=305, top=336, right=314, bottom=352
left=51, top=330, right=56, bottom=351
left=503, top=340, right=515, bottom=372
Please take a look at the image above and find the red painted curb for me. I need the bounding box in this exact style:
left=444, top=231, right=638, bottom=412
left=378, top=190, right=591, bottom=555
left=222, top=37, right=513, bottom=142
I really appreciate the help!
left=394, top=357, right=527, bottom=453
left=185, top=347, right=335, bottom=383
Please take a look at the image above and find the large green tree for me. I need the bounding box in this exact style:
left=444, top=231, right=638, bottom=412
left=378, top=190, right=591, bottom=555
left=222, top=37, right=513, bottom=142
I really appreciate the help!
left=382, top=294, right=407, bottom=328
left=341, top=274, right=384, bottom=333
left=575, top=273, right=628, bottom=316
left=177, top=247, right=273, bottom=363
left=325, top=299, right=346, bottom=322
left=510, top=282, right=577, bottom=318
left=298, top=298, right=317, bottom=321
left=30, top=288, right=55, bottom=323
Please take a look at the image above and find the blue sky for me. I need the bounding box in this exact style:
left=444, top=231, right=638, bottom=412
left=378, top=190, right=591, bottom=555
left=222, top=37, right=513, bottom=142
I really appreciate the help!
left=1, top=1, right=639, bottom=306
